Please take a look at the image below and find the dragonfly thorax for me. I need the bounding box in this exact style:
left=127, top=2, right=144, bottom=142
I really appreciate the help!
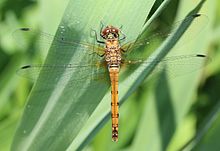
left=105, top=40, right=121, bottom=67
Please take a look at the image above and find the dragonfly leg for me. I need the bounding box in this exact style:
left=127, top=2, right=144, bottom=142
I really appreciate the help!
left=89, top=51, right=105, bottom=57
left=91, top=29, right=105, bottom=44
left=100, top=21, right=105, bottom=35
left=120, top=48, right=126, bottom=53
left=119, top=30, right=126, bottom=42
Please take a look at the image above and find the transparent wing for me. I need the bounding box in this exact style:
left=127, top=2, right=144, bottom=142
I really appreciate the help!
left=12, top=27, right=104, bottom=56
left=121, top=14, right=208, bottom=57
left=122, top=54, right=210, bottom=79
left=14, top=27, right=109, bottom=89
left=17, top=61, right=109, bottom=89
left=17, top=54, right=210, bottom=90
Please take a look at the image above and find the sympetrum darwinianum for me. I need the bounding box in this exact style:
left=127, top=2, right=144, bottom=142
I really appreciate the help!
left=13, top=14, right=209, bottom=142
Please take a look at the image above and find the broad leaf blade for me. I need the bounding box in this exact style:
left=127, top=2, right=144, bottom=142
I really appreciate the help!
left=68, top=0, right=207, bottom=150
left=12, top=0, right=156, bottom=150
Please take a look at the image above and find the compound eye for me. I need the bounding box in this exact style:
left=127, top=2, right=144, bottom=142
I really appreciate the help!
left=114, top=28, right=119, bottom=34
left=101, top=30, right=107, bottom=38
left=102, top=28, right=110, bottom=38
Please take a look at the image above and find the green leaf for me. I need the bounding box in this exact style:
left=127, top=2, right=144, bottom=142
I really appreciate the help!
left=12, top=0, right=156, bottom=150
left=68, top=0, right=208, bottom=150
left=129, top=1, right=210, bottom=151
left=180, top=102, right=220, bottom=151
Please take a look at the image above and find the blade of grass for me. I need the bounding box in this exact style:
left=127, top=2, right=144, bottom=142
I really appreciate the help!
left=180, top=101, right=220, bottom=151
left=69, top=0, right=171, bottom=149
left=11, top=0, right=156, bottom=150
left=166, top=0, right=213, bottom=150
left=68, top=0, right=207, bottom=150
left=130, top=0, right=209, bottom=150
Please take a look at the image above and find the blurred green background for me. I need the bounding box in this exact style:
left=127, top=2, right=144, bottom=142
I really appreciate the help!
left=0, top=0, right=220, bottom=150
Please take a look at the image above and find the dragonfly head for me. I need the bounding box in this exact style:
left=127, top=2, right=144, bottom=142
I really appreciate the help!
left=101, top=26, right=119, bottom=40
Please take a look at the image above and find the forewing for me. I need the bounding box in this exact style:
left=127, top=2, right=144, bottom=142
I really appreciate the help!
left=121, top=14, right=208, bottom=59
left=12, top=28, right=104, bottom=57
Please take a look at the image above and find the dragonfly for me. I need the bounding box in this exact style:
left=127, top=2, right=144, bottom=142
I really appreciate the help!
left=14, top=13, right=209, bottom=142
